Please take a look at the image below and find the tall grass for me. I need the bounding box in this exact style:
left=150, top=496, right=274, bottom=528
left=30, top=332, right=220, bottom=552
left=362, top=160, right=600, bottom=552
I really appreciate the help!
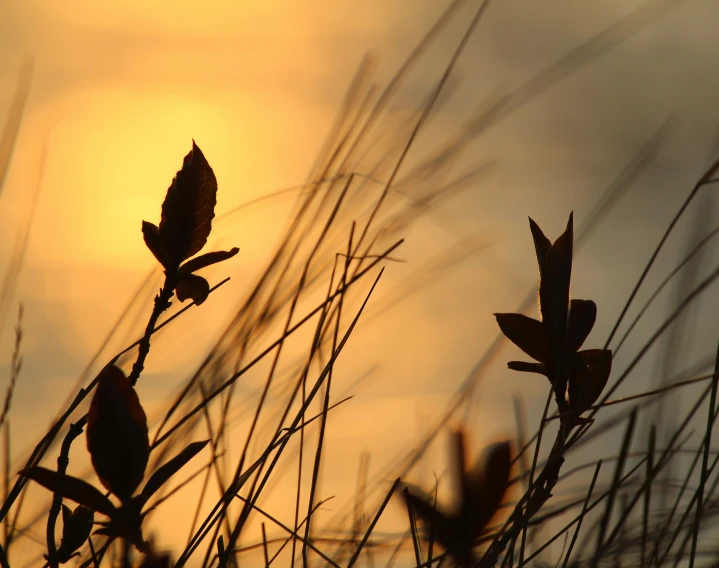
left=0, top=1, right=718, bottom=566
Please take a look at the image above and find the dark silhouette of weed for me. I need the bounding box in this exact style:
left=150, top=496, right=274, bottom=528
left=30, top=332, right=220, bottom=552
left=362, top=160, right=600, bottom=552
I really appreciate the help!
left=0, top=2, right=718, bottom=568
left=18, top=141, right=236, bottom=566
left=495, top=214, right=612, bottom=426
left=404, top=432, right=511, bottom=567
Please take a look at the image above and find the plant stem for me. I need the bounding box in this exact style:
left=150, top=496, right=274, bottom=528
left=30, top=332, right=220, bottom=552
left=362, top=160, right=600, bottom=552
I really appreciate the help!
left=45, top=417, right=87, bottom=568
left=128, top=274, right=175, bottom=386
left=482, top=413, right=569, bottom=568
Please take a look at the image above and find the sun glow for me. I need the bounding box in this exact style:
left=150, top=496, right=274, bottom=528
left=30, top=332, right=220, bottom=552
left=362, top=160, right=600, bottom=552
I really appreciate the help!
left=27, top=85, right=326, bottom=268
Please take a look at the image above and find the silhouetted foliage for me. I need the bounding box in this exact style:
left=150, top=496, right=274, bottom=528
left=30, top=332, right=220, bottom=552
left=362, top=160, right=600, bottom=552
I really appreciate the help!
left=404, top=431, right=511, bottom=566
left=495, top=214, right=612, bottom=422
left=21, top=368, right=209, bottom=556
left=141, top=141, right=238, bottom=304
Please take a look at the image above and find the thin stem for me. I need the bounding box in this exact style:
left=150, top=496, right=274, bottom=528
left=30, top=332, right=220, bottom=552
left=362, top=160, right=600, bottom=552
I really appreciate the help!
left=45, top=417, right=87, bottom=568
left=128, top=274, right=175, bottom=386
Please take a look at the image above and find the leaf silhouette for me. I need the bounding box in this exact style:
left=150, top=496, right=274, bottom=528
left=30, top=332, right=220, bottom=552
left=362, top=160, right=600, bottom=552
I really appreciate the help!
left=56, top=504, right=94, bottom=562
left=159, top=141, right=217, bottom=268
left=19, top=467, right=115, bottom=516
left=87, top=365, right=149, bottom=502
left=568, top=349, right=612, bottom=414
left=141, top=440, right=209, bottom=499
left=565, top=299, right=596, bottom=353
left=467, top=441, right=511, bottom=533
left=404, top=435, right=512, bottom=568
left=141, top=221, right=171, bottom=269
left=178, top=247, right=239, bottom=277
left=528, top=217, right=551, bottom=271
left=175, top=274, right=210, bottom=305
left=539, top=213, right=573, bottom=347
left=494, top=313, right=549, bottom=362
left=504, top=214, right=610, bottom=426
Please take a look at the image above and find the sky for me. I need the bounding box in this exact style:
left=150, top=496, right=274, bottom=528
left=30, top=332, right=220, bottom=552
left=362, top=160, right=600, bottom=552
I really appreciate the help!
left=0, top=0, right=719, bottom=565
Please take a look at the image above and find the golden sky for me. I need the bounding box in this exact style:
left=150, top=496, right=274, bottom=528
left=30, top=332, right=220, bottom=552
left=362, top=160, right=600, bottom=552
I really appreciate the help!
left=1, top=0, right=719, bottom=565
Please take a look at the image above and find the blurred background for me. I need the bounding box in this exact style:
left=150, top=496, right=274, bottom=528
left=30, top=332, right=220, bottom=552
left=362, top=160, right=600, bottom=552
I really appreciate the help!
left=0, top=0, right=719, bottom=565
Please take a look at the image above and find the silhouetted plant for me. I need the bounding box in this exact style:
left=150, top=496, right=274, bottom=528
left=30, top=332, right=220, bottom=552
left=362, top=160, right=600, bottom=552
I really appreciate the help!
left=141, top=141, right=238, bottom=303
left=54, top=505, right=94, bottom=563
left=474, top=214, right=614, bottom=568
left=87, top=365, right=149, bottom=504
left=15, top=142, right=242, bottom=564
left=20, top=365, right=208, bottom=558
left=137, top=549, right=172, bottom=568
left=17, top=142, right=244, bottom=564
left=495, top=214, right=612, bottom=426
left=131, top=141, right=239, bottom=385
left=2, top=6, right=718, bottom=566
left=404, top=431, right=512, bottom=567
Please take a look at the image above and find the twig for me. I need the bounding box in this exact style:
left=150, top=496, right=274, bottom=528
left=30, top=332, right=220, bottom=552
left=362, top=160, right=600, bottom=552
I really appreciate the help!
left=45, top=417, right=87, bottom=568
left=127, top=274, right=174, bottom=386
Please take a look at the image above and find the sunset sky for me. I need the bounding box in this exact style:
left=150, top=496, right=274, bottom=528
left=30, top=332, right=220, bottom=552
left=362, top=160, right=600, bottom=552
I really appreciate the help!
left=0, top=0, right=718, bottom=565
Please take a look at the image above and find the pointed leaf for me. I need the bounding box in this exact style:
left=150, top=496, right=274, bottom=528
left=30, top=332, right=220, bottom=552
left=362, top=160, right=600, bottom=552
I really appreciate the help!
left=565, top=299, right=596, bottom=353
left=141, top=221, right=171, bottom=269
left=494, top=313, right=549, bottom=363
left=19, top=467, right=115, bottom=516
left=57, top=505, right=95, bottom=562
left=141, top=440, right=209, bottom=499
left=539, top=213, right=574, bottom=349
left=178, top=248, right=239, bottom=277
left=159, top=141, right=217, bottom=267
left=466, top=441, right=511, bottom=535
left=507, top=361, right=548, bottom=377
left=175, top=274, right=210, bottom=305
left=528, top=217, right=551, bottom=272
left=87, top=365, right=149, bottom=502
left=568, top=349, right=612, bottom=415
